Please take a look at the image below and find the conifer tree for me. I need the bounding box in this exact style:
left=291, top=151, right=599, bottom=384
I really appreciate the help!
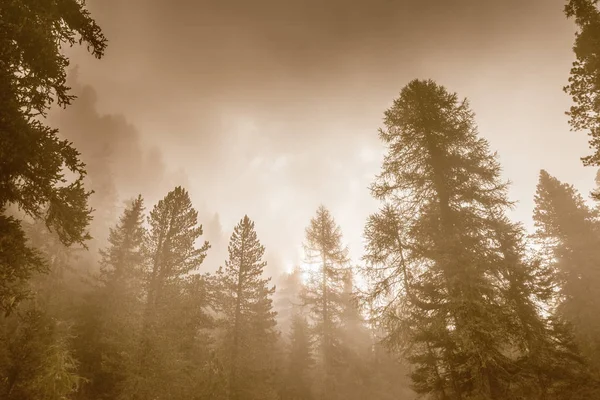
left=34, top=321, right=84, bottom=400
left=99, top=195, right=146, bottom=288
left=0, top=212, right=89, bottom=399
left=533, top=170, right=600, bottom=369
left=490, top=214, right=594, bottom=399
left=0, top=0, right=107, bottom=315
left=144, top=187, right=210, bottom=311
left=215, top=215, right=279, bottom=400
left=362, top=79, right=585, bottom=399
left=128, top=186, right=209, bottom=400
left=301, top=205, right=349, bottom=400
left=564, top=0, right=600, bottom=173
left=75, top=196, right=146, bottom=400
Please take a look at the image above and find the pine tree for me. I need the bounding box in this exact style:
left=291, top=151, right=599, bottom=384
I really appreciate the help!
left=490, top=214, right=594, bottom=399
left=100, top=196, right=146, bottom=283
left=282, top=313, right=314, bottom=400
left=128, top=186, right=210, bottom=400
left=301, top=205, right=349, bottom=400
left=75, top=196, right=146, bottom=400
left=144, top=187, right=210, bottom=311
left=33, top=321, right=84, bottom=400
left=564, top=0, right=600, bottom=172
left=532, top=170, right=600, bottom=369
left=0, top=0, right=107, bottom=315
left=215, top=215, right=279, bottom=400
left=362, top=79, right=582, bottom=399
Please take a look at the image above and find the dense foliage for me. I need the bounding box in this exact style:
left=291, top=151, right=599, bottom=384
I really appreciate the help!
left=0, top=0, right=107, bottom=315
left=565, top=0, right=600, bottom=167
left=362, top=79, right=598, bottom=399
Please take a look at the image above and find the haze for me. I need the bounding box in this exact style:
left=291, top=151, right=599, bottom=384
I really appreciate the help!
left=55, top=0, right=593, bottom=276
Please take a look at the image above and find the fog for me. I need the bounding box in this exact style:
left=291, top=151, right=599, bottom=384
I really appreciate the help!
left=52, top=0, right=592, bottom=277
left=6, top=1, right=600, bottom=399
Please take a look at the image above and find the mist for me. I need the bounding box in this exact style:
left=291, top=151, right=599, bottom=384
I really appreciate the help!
left=62, top=0, right=594, bottom=273
left=3, top=0, right=600, bottom=399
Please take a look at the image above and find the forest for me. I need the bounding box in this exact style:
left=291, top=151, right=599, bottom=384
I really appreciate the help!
left=2, top=0, right=600, bottom=399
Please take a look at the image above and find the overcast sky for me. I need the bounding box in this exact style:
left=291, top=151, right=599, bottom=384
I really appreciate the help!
left=54, top=0, right=596, bottom=277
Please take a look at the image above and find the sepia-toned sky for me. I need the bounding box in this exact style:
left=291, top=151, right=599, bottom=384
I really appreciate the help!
left=56, top=0, right=596, bottom=277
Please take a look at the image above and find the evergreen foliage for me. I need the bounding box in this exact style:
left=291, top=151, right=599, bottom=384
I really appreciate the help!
left=0, top=0, right=107, bottom=315
left=215, top=215, right=279, bottom=400
left=363, top=79, right=594, bottom=399
left=301, top=206, right=350, bottom=399
left=3, top=3, right=600, bottom=399
left=533, top=170, right=600, bottom=371
left=565, top=1, right=600, bottom=171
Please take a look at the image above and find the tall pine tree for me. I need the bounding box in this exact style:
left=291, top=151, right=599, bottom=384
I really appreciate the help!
left=127, top=186, right=209, bottom=400
left=362, top=79, right=587, bottom=399
left=301, top=205, right=349, bottom=400
left=215, top=215, right=279, bottom=400
left=490, top=213, right=593, bottom=399
left=533, top=170, right=600, bottom=369
left=75, top=196, right=146, bottom=400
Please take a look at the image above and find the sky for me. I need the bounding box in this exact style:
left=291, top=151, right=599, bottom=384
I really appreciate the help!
left=52, top=0, right=597, bottom=279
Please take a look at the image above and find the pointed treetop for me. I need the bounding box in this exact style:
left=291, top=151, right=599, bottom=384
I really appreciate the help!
left=304, top=205, right=350, bottom=265
left=147, top=186, right=210, bottom=277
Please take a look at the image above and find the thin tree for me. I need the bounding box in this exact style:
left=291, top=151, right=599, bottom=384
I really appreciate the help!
left=301, top=205, right=349, bottom=400
left=215, top=215, right=278, bottom=400
left=75, top=196, right=146, bottom=399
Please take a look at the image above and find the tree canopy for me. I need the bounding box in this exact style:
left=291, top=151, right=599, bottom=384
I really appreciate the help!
left=0, top=0, right=107, bottom=316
